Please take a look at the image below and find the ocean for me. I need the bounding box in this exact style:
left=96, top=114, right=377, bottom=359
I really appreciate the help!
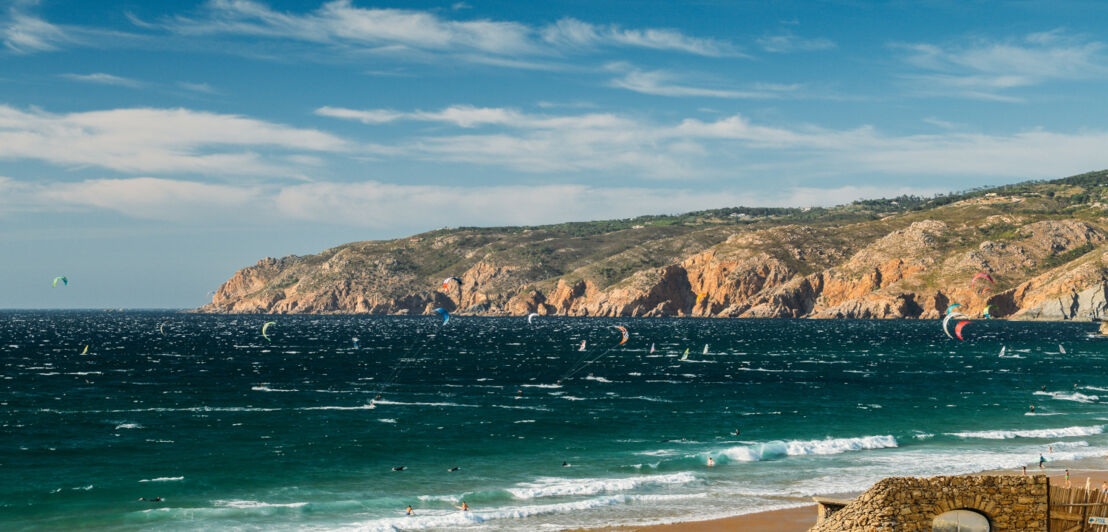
left=3, top=312, right=1107, bottom=530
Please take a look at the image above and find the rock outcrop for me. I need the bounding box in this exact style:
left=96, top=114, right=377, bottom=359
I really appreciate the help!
left=197, top=172, right=1108, bottom=321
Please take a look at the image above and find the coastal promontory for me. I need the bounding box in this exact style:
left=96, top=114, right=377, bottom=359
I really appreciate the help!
left=198, top=170, right=1108, bottom=321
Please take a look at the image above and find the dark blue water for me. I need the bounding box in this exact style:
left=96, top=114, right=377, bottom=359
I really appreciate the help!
left=3, top=312, right=1107, bottom=530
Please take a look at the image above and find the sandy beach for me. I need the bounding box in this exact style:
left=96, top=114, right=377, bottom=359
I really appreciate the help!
left=588, top=459, right=1108, bottom=532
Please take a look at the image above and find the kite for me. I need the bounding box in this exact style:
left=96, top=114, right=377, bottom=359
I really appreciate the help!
left=434, top=307, right=450, bottom=325
left=53, top=276, right=68, bottom=287
left=527, top=313, right=539, bottom=324
left=954, top=320, right=971, bottom=341
left=262, top=321, right=276, bottom=342
left=614, top=325, right=629, bottom=345
left=442, top=277, right=462, bottom=290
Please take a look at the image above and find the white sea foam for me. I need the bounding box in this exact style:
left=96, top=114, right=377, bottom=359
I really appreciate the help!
left=299, top=405, right=377, bottom=410
left=378, top=418, right=397, bottom=423
left=947, top=425, right=1104, bottom=439
left=371, top=400, right=476, bottom=408
left=359, top=495, right=626, bottom=531
left=114, top=423, right=142, bottom=430
left=520, top=384, right=561, bottom=389
left=139, top=476, right=183, bottom=482
left=1034, top=391, right=1099, bottom=403
left=251, top=386, right=298, bottom=392
left=213, top=500, right=309, bottom=509
left=506, top=472, right=696, bottom=499
left=584, top=375, right=612, bottom=383
left=722, top=435, right=897, bottom=462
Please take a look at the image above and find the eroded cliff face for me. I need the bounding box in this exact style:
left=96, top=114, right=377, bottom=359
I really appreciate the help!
left=198, top=196, right=1108, bottom=321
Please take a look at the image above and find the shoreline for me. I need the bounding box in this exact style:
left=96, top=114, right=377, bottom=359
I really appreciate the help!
left=584, top=459, right=1108, bottom=532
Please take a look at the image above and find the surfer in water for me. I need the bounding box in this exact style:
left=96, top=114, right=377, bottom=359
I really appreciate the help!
left=1029, top=403, right=1035, bottom=413
left=562, top=460, right=569, bottom=467
left=406, top=505, right=414, bottom=516
left=393, top=466, right=406, bottom=471
left=448, top=466, right=459, bottom=472
left=138, top=497, right=163, bottom=502
left=454, top=501, right=469, bottom=512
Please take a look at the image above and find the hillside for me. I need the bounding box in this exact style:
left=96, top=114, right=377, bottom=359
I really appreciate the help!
left=198, top=170, right=1108, bottom=321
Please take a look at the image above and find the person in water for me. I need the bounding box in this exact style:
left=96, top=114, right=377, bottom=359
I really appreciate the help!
left=455, top=501, right=469, bottom=512
left=448, top=466, right=459, bottom=472
left=1039, top=454, right=1047, bottom=469
left=138, top=497, right=163, bottom=502
left=393, top=466, right=406, bottom=471
left=406, top=505, right=414, bottom=516
left=733, top=429, right=740, bottom=437
left=706, top=457, right=715, bottom=467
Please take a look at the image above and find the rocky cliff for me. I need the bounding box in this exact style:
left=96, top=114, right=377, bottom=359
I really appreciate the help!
left=198, top=170, right=1108, bottom=321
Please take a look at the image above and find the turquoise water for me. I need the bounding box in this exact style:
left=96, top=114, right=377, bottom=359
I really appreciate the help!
left=3, top=312, right=1108, bottom=530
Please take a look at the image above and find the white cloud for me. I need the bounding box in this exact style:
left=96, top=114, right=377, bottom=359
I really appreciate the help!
left=2, top=1, right=70, bottom=53
left=607, top=66, right=789, bottom=99
left=896, top=30, right=1108, bottom=101
left=541, top=17, right=739, bottom=57
left=164, top=0, right=736, bottom=63
left=0, top=175, right=938, bottom=227
left=757, top=31, right=835, bottom=53
left=318, top=103, right=1108, bottom=180
left=176, top=81, right=219, bottom=94
left=60, top=72, right=146, bottom=88
left=0, top=104, right=350, bottom=176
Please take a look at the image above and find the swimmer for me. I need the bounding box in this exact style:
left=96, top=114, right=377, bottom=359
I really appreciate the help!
left=138, top=497, right=163, bottom=502
left=448, top=466, right=459, bottom=472
left=406, top=505, right=414, bottom=516
left=393, top=466, right=406, bottom=471
left=707, top=457, right=715, bottom=467
left=454, top=501, right=469, bottom=512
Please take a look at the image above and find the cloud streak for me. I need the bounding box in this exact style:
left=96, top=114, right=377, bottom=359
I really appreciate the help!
left=0, top=105, right=350, bottom=176
left=896, top=30, right=1108, bottom=101
left=162, top=0, right=738, bottom=63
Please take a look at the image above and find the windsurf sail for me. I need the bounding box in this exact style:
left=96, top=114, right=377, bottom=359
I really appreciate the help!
left=1000, top=345, right=1006, bottom=357
left=614, top=325, right=629, bottom=345
left=579, top=340, right=586, bottom=351
left=649, top=342, right=655, bottom=354
left=262, top=321, right=276, bottom=342
left=1059, top=344, right=1066, bottom=355
left=353, top=337, right=360, bottom=349
left=703, top=344, right=709, bottom=355
left=80, top=345, right=88, bottom=355
left=680, top=348, right=689, bottom=361
left=53, top=276, right=68, bottom=287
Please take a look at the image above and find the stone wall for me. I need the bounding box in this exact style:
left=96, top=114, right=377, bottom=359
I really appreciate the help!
left=810, top=475, right=1048, bottom=531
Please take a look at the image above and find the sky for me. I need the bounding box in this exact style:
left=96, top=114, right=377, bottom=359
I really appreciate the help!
left=3, top=0, right=1108, bottom=308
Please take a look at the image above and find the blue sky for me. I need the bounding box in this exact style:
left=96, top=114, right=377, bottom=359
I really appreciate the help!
left=3, top=0, right=1108, bottom=308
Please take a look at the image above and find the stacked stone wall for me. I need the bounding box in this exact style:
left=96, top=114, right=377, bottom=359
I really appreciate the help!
left=810, top=475, right=1048, bottom=531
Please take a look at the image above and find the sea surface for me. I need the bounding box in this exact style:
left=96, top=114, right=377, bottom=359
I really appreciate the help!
left=3, top=312, right=1108, bottom=531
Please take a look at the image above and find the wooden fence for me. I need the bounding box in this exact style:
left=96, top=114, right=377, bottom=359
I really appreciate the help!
left=1050, top=483, right=1108, bottom=532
